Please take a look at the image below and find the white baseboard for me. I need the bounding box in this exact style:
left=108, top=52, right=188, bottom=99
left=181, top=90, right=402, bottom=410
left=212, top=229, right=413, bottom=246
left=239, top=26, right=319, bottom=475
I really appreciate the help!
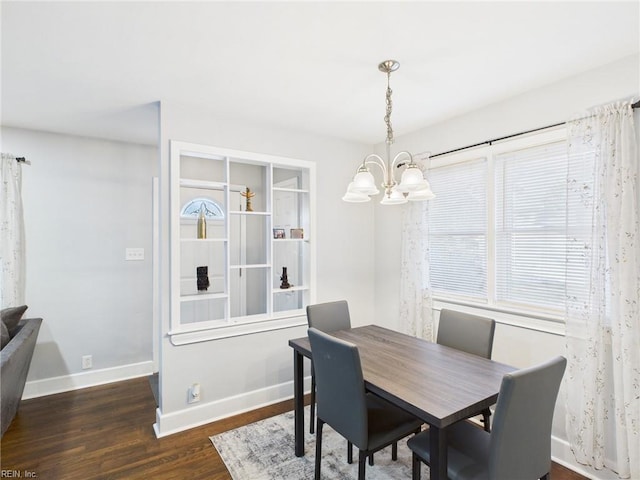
left=22, top=361, right=155, bottom=399
left=153, top=375, right=312, bottom=438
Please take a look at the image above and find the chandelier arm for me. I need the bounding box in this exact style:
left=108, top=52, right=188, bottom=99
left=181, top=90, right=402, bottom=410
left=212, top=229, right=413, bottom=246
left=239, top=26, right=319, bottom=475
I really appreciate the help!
left=391, top=151, right=415, bottom=170
left=362, top=153, right=388, bottom=175
left=365, top=154, right=397, bottom=189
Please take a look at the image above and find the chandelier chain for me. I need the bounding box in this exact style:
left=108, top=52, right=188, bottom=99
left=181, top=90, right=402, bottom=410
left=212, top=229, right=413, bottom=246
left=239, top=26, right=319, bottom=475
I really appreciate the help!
left=384, top=71, right=394, bottom=145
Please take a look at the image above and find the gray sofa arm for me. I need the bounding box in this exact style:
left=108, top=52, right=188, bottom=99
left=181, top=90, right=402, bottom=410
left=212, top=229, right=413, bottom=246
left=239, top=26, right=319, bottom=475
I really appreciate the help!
left=1, top=317, right=42, bottom=437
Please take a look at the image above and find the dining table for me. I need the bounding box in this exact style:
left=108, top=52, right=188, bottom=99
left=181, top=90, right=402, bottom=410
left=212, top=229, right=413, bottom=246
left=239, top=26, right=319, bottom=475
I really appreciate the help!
left=288, top=324, right=516, bottom=480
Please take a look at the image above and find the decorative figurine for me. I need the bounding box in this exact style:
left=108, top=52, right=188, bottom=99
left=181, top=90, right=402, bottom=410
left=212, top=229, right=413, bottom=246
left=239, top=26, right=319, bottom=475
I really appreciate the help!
left=240, top=187, right=255, bottom=212
left=280, top=267, right=291, bottom=289
left=197, top=266, right=210, bottom=291
left=197, top=203, right=207, bottom=239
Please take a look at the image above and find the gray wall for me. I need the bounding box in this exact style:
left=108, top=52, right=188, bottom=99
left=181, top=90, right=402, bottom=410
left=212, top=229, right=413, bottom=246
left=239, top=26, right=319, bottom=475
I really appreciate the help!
left=2, top=127, right=157, bottom=394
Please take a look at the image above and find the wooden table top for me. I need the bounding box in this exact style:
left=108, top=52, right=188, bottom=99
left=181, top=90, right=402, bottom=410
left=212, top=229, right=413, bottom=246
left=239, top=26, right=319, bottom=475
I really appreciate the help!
left=289, top=324, right=515, bottom=428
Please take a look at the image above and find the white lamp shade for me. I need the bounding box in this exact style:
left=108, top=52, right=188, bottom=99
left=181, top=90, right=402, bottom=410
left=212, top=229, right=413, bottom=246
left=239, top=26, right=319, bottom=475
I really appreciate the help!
left=380, top=188, right=408, bottom=205
left=407, top=184, right=436, bottom=201
left=351, top=170, right=380, bottom=195
left=396, top=165, right=428, bottom=193
left=342, top=183, right=371, bottom=202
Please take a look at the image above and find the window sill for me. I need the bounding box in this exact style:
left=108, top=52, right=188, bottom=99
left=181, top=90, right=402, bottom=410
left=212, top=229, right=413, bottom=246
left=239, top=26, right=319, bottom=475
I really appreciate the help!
left=168, top=312, right=307, bottom=345
left=432, top=299, right=566, bottom=337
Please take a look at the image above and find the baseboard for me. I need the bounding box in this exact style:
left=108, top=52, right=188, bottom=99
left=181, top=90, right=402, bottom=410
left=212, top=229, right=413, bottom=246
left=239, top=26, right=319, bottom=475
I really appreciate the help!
left=153, top=375, right=312, bottom=438
left=22, top=361, right=155, bottom=399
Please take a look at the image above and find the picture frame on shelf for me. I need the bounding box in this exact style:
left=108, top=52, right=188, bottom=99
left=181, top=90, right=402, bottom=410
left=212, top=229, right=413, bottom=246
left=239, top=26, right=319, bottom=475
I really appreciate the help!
left=290, top=228, right=304, bottom=239
left=273, top=228, right=285, bottom=239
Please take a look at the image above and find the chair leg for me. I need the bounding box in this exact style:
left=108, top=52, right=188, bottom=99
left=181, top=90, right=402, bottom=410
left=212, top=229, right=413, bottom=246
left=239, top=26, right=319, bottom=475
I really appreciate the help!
left=482, top=408, right=491, bottom=433
left=347, top=441, right=353, bottom=464
left=358, top=450, right=367, bottom=480
left=412, top=452, right=422, bottom=480
left=310, top=373, right=316, bottom=434
left=314, top=419, right=323, bottom=480
left=392, top=441, right=398, bottom=460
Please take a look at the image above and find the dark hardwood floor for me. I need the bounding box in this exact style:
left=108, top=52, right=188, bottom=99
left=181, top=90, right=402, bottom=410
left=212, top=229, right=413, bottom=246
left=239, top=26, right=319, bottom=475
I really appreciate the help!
left=1, top=377, right=588, bottom=479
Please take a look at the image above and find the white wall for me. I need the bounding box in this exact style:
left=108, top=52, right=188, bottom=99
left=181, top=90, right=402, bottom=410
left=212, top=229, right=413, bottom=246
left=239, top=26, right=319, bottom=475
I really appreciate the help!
left=373, top=54, right=639, bottom=479
left=154, top=101, right=375, bottom=435
left=1, top=127, right=158, bottom=396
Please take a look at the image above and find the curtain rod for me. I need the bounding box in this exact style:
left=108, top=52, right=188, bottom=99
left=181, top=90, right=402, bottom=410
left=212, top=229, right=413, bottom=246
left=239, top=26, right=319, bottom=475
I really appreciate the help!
left=16, top=157, right=31, bottom=165
left=430, top=100, right=640, bottom=160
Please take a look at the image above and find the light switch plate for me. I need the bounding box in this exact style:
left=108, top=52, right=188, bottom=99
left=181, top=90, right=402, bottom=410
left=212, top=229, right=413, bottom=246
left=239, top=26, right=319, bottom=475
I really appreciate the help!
left=125, top=247, right=144, bottom=261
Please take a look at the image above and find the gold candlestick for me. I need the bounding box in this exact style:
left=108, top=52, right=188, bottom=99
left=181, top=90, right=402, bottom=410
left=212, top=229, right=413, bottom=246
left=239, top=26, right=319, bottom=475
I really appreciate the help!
left=240, top=187, right=256, bottom=212
left=197, top=203, right=207, bottom=239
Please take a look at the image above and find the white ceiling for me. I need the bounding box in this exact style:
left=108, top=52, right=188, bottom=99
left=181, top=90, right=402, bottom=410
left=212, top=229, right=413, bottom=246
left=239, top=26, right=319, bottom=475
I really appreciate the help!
left=2, top=1, right=638, bottom=146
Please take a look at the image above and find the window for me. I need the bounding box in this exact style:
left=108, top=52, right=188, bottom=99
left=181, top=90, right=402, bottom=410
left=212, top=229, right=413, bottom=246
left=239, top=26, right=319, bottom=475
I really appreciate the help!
left=180, top=197, right=224, bottom=220
left=427, top=128, right=583, bottom=318
left=429, top=157, right=487, bottom=300
left=494, top=141, right=569, bottom=311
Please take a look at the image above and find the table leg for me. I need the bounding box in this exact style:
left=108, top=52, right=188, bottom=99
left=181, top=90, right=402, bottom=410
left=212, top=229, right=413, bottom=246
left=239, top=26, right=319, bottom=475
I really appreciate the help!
left=293, top=350, right=304, bottom=457
left=429, top=425, right=447, bottom=480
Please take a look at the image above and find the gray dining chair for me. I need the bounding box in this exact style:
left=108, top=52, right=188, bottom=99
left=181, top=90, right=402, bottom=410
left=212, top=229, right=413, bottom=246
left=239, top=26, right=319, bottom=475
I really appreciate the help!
left=306, top=300, right=351, bottom=434
left=437, top=309, right=496, bottom=431
left=407, top=355, right=567, bottom=480
left=308, top=327, right=423, bottom=480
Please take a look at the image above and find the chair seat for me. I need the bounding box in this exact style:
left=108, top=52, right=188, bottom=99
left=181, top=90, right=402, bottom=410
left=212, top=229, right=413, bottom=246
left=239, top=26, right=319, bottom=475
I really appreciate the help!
left=365, top=394, right=423, bottom=451
left=407, top=421, right=490, bottom=480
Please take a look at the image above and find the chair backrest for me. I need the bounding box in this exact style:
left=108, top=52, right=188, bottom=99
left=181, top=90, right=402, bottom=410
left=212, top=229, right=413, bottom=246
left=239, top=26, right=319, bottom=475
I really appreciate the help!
left=306, top=300, right=351, bottom=333
left=307, top=327, right=368, bottom=448
left=489, top=356, right=567, bottom=480
left=436, top=309, right=496, bottom=359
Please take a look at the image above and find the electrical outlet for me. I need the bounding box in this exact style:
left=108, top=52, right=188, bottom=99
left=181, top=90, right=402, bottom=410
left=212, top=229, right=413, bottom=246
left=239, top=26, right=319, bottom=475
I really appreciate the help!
left=188, top=383, right=201, bottom=403
left=82, top=355, right=92, bottom=370
left=125, top=247, right=144, bottom=261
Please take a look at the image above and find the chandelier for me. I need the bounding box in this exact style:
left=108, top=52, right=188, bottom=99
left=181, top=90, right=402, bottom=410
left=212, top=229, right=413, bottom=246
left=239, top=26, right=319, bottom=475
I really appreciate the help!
left=342, top=60, right=435, bottom=205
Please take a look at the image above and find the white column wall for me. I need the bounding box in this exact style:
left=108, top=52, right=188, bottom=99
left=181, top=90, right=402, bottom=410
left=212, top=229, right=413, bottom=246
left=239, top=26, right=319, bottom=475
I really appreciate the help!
left=155, top=101, right=374, bottom=435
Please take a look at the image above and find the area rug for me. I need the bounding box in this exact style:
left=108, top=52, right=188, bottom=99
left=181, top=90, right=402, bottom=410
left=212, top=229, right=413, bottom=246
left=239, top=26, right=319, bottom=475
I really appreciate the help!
left=210, top=406, right=425, bottom=479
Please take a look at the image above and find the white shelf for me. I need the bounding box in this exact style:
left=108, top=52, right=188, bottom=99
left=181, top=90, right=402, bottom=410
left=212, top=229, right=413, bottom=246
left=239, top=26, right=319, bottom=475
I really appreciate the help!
left=273, top=286, right=309, bottom=294
left=181, top=238, right=227, bottom=242
left=180, top=178, right=226, bottom=190
left=180, top=292, right=228, bottom=303
left=229, top=263, right=270, bottom=269
left=273, top=238, right=307, bottom=242
left=273, top=187, right=309, bottom=193
left=228, top=210, right=271, bottom=216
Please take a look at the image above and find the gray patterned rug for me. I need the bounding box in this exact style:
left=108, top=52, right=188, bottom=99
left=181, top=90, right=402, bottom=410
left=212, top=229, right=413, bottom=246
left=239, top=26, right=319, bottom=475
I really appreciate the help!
left=210, top=406, right=424, bottom=479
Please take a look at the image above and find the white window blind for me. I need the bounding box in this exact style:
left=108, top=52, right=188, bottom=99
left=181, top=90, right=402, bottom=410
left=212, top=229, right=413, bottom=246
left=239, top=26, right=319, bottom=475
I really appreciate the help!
left=428, top=158, right=487, bottom=300
left=494, top=140, right=570, bottom=312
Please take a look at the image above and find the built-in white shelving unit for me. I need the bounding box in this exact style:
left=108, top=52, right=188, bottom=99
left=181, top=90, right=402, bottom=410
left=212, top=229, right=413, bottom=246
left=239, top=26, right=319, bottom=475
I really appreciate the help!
left=168, top=140, right=316, bottom=343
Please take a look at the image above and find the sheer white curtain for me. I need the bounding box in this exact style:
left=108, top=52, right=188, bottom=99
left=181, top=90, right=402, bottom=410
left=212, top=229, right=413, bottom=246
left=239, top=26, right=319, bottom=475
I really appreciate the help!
left=0, top=153, right=26, bottom=307
left=565, top=100, right=640, bottom=479
left=399, top=200, right=434, bottom=340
